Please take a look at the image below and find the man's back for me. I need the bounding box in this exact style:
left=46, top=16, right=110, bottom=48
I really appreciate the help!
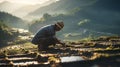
left=31, top=24, right=55, bottom=44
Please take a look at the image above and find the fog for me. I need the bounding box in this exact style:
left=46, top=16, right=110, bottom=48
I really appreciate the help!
left=0, top=0, right=58, bottom=18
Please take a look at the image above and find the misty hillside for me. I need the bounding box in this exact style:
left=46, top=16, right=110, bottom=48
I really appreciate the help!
left=0, top=1, right=57, bottom=19
left=90, top=0, right=120, bottom=12
left=0, top=1, right=39, bottom=18
left=0, top=21, right=18, bottom=47
left=29, top=13, right=115, bottom=40
left=0, top=12, right=28, bottom=29
left=0, top=1, right=25, bottom=13
left=12, top=4, right=41, bottom=17
left=28, top=0, right=96, bottom=16
left=29, top=0, right=120, bottom=16
left=29, top=0, right=120, bottom=40
left=0, top=20, right=31, bottom=47
left=75, top=0, right=120, bottom=34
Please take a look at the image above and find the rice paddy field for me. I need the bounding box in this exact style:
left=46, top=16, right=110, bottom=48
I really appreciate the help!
left=0, top=36, right=120, bottom=67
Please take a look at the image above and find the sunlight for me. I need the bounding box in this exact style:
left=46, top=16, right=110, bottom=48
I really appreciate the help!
left=0, top=0, right=59, bottom=18
left=55, top=0, right=60, bottom=2
left=0, top=0, right=51, bottom=5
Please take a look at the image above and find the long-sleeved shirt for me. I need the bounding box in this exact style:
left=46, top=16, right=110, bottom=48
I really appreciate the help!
left=31, top=24, right=56, bottom=44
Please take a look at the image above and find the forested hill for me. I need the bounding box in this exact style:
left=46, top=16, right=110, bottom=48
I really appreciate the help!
left=28, top=0, right=95, bottom=16
left=0, top=21, right=17, bottom=47
left=0, top=11, right=28, bottom=29
left=29, top=0, right=120, bottom=16
left=0, top=20, right=31, bottom=47
left=29, top=0, right=120, bottom=37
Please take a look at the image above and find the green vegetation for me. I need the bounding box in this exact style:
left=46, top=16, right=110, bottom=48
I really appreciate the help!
left=0, top=20, right=30, bottom=47
left=0, top=11, right=28, bottom=29
left=0, top=21, right=15, bottom=47
left=0, top=42, right=37, bottom=55
left=29, top=9, right=118, bottom=40
left=78, top=19, right=90, bottom=26
left=29, top=0, right=120, bottom=37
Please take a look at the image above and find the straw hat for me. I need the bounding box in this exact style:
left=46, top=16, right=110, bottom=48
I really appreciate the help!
left=55, top=22, right=64, bottom=29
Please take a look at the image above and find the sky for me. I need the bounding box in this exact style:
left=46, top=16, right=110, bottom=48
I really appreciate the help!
left=0, top=0, right=59, bottom=5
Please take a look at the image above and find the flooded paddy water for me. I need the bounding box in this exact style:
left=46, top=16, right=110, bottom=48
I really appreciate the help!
left=0, top=36, right=120, bottom=67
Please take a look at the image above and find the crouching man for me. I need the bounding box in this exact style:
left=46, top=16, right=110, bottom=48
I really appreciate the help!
left=31, top=22, right=65, bottom=51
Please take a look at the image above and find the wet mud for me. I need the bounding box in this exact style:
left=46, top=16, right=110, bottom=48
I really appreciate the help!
left=0, top=36, right=120, bottom=67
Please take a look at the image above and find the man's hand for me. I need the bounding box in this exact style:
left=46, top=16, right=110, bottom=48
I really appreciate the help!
left=60, top=42, right=65, bottom=45
left=54, top=36, right=66, bottom=47
left=59, top=41, right=66, bottom=47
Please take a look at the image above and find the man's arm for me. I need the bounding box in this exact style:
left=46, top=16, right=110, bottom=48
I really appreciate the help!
left=53, top=36, right=65, bottom=46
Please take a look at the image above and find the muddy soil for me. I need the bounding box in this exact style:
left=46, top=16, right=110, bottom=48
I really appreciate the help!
left=0, top=36, right=120, bottom=67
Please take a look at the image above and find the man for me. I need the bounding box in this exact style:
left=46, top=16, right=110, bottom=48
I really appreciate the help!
left=31, top=22, right=65, bottom=51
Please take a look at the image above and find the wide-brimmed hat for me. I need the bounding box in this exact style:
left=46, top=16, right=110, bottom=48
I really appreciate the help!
left=55, top=22, right=64, bottom=29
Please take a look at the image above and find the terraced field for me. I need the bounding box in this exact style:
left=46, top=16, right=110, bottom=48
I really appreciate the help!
left=0, top=36, right=120, bottom=67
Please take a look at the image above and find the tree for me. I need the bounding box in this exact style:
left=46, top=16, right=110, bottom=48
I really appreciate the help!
left=43, top=13, right=52, bottom=19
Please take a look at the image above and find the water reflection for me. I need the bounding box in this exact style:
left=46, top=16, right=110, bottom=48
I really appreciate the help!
left=60, top=56, right=84, bottom=63
left=9, top=57, right=33, bottom=60
left=14, top=61, right=38, bottom=65
left=92, top=64, right=99, bottom=67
